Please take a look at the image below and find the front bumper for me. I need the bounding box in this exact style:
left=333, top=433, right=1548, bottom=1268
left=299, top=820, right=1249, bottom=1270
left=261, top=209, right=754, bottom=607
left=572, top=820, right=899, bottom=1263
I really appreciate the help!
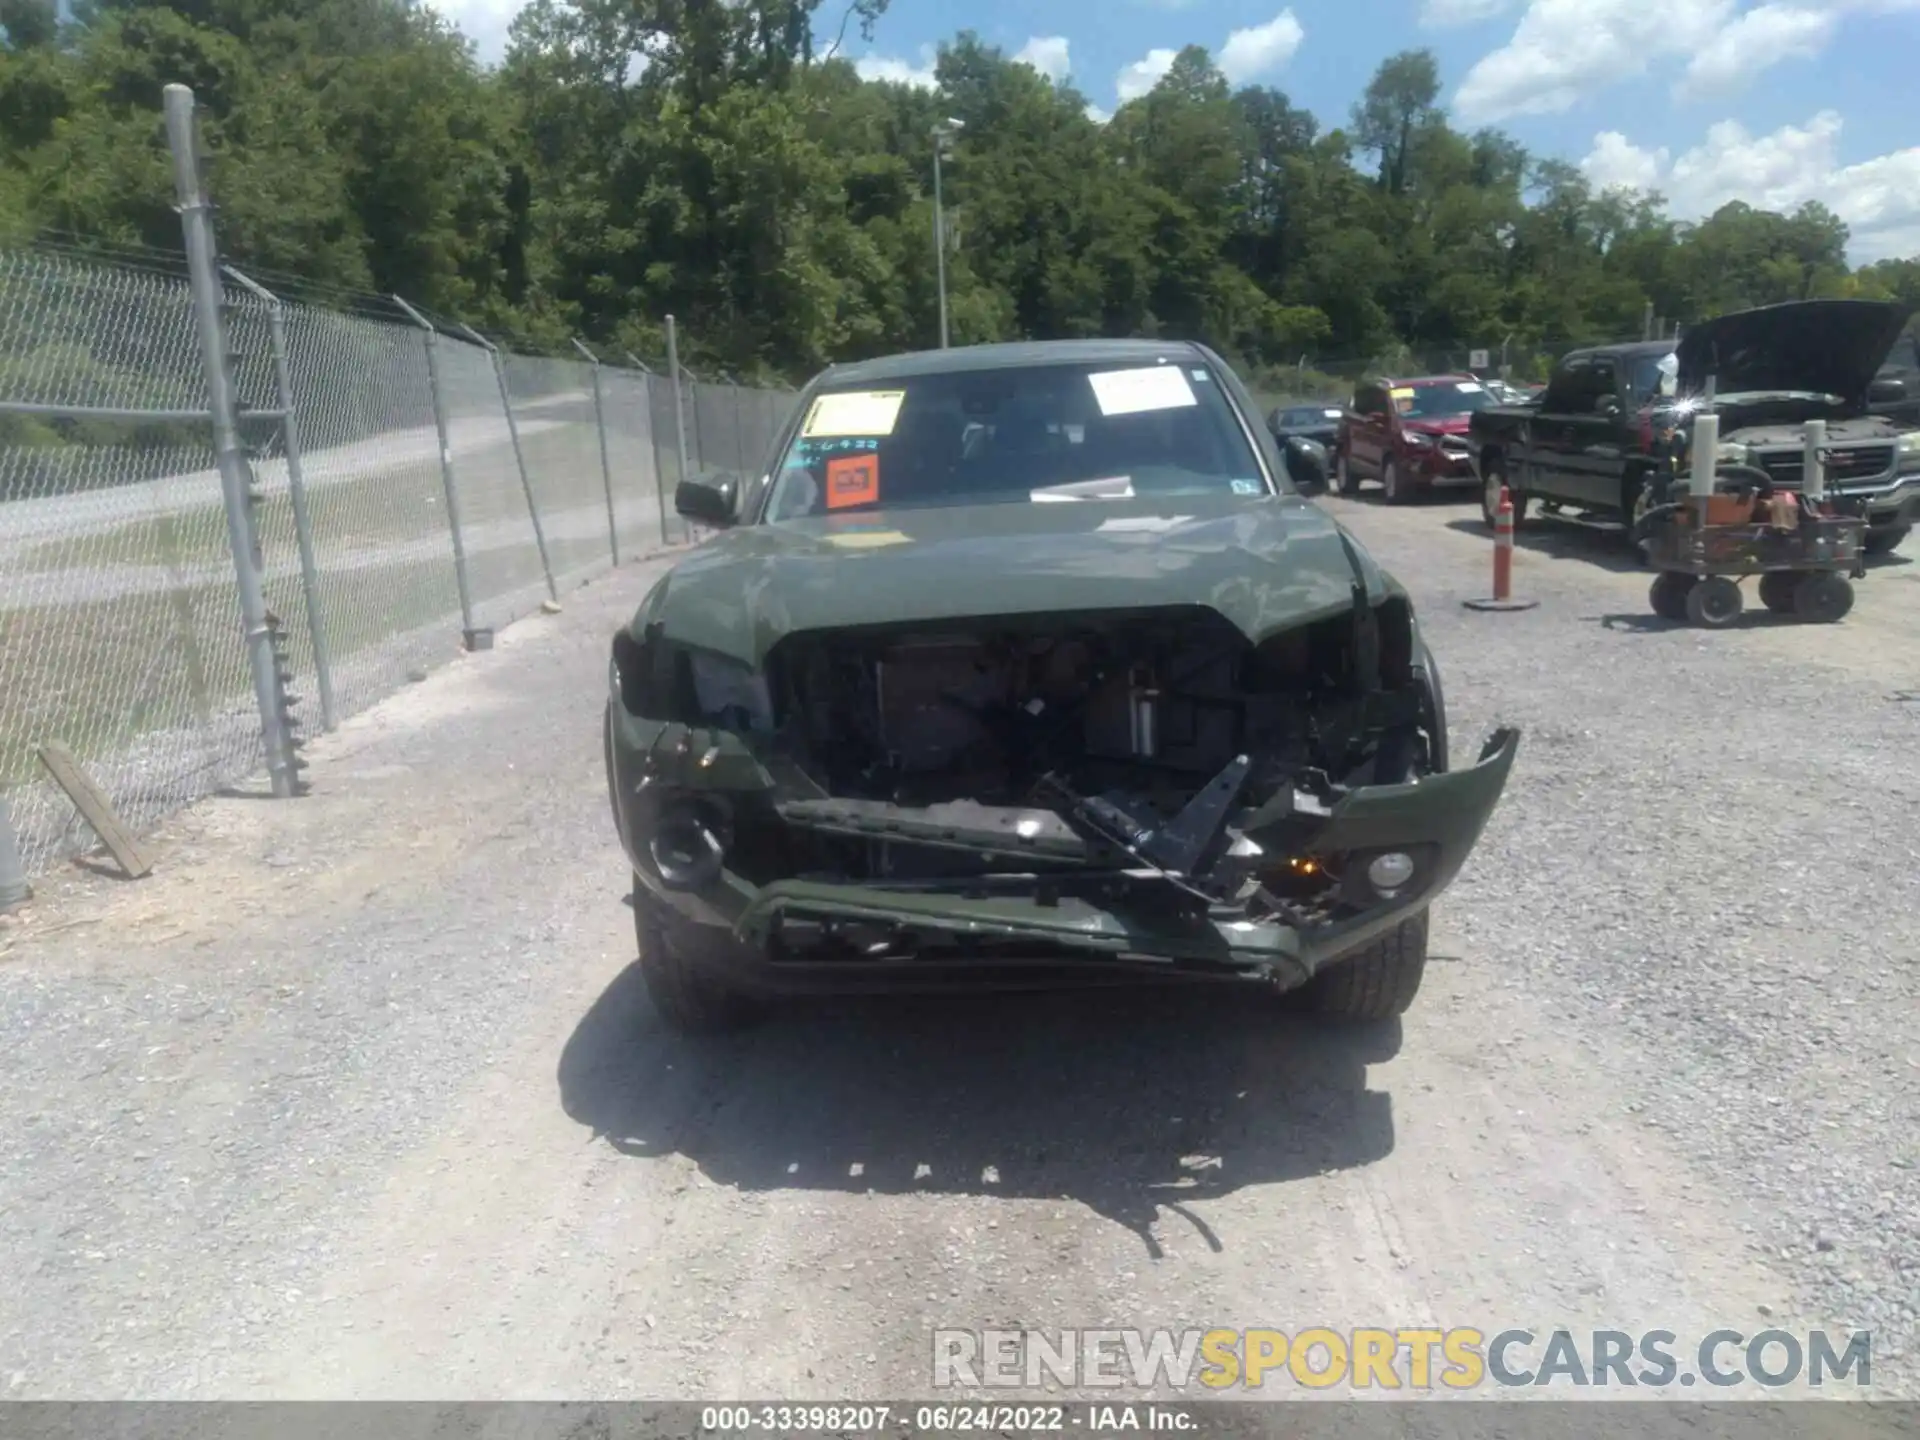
left=1408, top=444, right=1477, bottom=485
left=605, top=705, right=1520, bottom=996
left=1840, top=473, right=1919, bottom=530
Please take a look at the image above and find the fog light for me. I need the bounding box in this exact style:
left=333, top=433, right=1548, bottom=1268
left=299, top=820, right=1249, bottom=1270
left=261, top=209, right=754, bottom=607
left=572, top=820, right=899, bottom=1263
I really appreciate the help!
left=649, top=797, right=730, bottom=890
left=1366, top=851, right=1416, bottom=895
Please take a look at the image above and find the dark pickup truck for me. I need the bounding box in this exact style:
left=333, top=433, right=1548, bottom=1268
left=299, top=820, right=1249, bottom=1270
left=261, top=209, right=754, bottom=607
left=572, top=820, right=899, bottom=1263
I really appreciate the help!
left=1468, top=300, right=1920, bottom=558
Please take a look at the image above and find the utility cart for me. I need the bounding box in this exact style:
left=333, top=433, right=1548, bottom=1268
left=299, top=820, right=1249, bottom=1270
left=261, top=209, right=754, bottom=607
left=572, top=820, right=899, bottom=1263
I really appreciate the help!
left=1635, top=416, right=1868, bottom=629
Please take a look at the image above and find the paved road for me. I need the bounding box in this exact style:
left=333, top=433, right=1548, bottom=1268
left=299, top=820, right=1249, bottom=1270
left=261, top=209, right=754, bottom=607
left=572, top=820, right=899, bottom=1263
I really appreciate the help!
left=0, top=493, right=1913, bottom=1403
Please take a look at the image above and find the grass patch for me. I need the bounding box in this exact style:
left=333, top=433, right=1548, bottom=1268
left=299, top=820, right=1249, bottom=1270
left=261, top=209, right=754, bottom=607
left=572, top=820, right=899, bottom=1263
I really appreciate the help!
left=0, top=554, right=458, bottom=786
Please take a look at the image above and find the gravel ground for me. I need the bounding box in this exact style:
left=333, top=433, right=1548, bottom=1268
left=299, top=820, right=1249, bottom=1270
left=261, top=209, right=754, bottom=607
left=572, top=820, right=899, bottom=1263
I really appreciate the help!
left=0, top=494, right=1913, bottom=1404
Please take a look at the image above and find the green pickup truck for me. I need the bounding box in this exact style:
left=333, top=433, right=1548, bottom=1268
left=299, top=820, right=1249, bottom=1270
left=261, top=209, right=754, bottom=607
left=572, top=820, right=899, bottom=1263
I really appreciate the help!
left=1466, top=300, right=1920, bottom=559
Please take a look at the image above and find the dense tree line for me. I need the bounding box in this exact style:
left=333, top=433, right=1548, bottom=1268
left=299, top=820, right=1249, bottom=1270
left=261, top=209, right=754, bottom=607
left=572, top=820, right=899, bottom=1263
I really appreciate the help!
left=4, top=0, right=1918, bottom=387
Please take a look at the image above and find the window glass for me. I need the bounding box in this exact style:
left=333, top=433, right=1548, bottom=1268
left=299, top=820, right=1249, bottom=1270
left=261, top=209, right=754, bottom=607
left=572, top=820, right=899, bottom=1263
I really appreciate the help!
left=763, top=361, right=1270, bottom=521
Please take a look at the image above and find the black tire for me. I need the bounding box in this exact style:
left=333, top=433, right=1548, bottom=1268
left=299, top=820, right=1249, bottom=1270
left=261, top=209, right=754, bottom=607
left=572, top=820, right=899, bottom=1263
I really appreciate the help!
left=1624, top=469, right=1658, bottom=566
left=1381, top=460, right=1410, bottom=505
left=1301, top=910, right=1430, bottom=1021
left=1792, top=572, right=1854, bottom=623
left=1863, top=524, right=1910, bottom=557
left=1685, top=575, right=1743, bottom=627
left=634, top=902, right=762, bottom=1034
left=1649, top=572, right=1695, bottom=621
left=1335, top=448, right=1361, bottom=496
left=1757, top=570, right=1799, bottom=614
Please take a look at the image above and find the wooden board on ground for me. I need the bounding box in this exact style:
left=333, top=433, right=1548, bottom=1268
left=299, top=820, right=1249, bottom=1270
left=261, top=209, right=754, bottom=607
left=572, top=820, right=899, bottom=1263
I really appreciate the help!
left=35, top=742, right=155, bottom=880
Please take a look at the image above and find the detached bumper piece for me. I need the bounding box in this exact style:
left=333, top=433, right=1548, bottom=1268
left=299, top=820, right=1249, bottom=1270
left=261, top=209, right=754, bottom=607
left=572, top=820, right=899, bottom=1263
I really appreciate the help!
left=620, top=724, right=1521, bottom=986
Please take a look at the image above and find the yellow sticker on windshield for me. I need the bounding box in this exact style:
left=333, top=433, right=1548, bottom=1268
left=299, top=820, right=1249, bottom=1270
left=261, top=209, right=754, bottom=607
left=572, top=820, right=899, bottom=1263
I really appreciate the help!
left=802, top=390, right=906, bottom=438
left=825, top=529, right=910, bottom=548
left=1390, top=387, right=1416, bottom=399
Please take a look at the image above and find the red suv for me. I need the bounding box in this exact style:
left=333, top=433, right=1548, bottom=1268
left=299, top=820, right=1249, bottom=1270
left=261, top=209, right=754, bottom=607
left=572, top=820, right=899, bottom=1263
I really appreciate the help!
left=1335, top=374, right=1494, bottom=504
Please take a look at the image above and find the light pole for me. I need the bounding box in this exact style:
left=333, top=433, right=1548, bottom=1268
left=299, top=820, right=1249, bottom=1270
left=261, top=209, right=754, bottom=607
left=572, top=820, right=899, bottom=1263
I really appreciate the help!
left=932, top=117, right=963, bottom=348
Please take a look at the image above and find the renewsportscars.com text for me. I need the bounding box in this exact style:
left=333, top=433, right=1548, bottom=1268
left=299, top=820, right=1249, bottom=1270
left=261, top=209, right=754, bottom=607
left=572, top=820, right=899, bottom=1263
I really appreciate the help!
left=932, top=1327, right=1874, bottom=1391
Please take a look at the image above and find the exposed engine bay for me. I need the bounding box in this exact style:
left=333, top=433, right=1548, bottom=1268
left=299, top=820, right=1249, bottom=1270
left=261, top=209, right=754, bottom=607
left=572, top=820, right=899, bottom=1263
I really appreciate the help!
left=753, top=604, right=1429, bottom=811
left=636, top=598, right=1441, bottom=913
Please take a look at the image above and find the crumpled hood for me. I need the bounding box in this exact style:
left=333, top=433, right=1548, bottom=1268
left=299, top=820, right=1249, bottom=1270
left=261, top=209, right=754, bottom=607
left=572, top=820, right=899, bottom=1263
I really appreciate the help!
left=1404, top=417, right=1472, bottom=438
left=1677, top=299, right=1913, bottom=403
left=635, top=493, right=1388, bottom=666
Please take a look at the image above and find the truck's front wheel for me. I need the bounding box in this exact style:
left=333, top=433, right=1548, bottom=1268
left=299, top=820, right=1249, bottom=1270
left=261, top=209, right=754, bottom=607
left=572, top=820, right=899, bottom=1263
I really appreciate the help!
left=634, top=902, right=762, bottom=1034
left=1299, top=910, right=1430, bottom=1021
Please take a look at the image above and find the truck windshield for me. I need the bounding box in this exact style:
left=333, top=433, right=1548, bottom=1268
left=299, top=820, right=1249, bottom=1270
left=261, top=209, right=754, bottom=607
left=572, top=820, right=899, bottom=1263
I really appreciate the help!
left=763, top=360, right=1269, bottom=522
left=1392, top=382, right=1493, bottom=419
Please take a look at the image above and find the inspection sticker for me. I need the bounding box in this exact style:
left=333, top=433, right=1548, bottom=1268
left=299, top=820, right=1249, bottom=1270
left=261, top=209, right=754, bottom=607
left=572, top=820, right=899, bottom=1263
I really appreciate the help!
left=825, top=452, right=881, bottom=509
left=802, top=389, right=906, bottom=438
left=1088, top=365, right=1198, bottom=417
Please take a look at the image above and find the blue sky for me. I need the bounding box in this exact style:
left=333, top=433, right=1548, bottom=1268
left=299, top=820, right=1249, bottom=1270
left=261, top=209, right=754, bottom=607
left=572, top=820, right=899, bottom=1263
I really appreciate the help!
left=437, top=0, right=1920, bottom=262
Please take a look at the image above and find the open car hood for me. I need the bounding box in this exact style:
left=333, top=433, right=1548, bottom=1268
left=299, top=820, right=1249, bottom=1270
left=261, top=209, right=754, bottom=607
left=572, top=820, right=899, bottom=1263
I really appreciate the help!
left=635, top=492, right=1389, bottom=667
left=1677, top=299, right=1913, bottom=403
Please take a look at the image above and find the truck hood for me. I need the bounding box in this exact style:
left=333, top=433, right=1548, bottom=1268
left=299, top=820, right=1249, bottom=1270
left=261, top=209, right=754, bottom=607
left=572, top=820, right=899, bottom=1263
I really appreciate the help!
left=1677, top=299, right=1913, bottom=404
left=637, top=493, right=1388, bottom=667
left=1404, top=417, right=1472, bottom=438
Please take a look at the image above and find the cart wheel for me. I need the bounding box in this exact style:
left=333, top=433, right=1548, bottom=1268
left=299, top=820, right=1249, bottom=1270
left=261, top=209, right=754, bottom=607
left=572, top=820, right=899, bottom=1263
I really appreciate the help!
left=1757, top=570, right=1799, bottom=615
left=1649, top=572, right=1696, bottom=621
left=1792, top=572, right=1854, bottom=623
left=1684, top=575, right=1743, bottom=628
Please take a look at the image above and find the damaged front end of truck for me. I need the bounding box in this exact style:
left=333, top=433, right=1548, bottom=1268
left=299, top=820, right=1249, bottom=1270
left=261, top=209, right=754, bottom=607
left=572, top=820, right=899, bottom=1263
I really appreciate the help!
left=605, top=559, right=1519, bottom=1003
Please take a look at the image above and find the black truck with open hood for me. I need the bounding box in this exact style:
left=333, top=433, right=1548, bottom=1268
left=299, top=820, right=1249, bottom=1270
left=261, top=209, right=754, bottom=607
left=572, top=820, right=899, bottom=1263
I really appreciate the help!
left=1468, top=299, right=1919, bottom=558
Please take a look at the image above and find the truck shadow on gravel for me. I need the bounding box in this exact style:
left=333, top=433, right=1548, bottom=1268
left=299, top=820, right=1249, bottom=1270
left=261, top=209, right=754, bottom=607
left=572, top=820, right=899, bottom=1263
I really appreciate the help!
left=557, top=966, right=1399, bottom=1257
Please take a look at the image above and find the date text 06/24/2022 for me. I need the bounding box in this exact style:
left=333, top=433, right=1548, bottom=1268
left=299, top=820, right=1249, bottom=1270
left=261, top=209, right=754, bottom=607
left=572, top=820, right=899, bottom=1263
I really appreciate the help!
left=699, top=1404, right=1193, bottom=1434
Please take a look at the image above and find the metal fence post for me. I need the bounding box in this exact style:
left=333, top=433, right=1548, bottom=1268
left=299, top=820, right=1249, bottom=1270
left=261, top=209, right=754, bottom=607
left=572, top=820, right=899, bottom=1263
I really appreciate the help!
left=460, top=323, right=556, bottom=602
left=163, top=84, right=299, bottom=799
left=0, top=798, right=30, bottom=911
left=728, top=378, right=747, bottom=473
left=572, top=338, right=620, bottom=566
left=391, top=297, right=482, bottom=649
left=665, top=316, right=690, bottom=542
left=223, top=264, right=337, bottom=732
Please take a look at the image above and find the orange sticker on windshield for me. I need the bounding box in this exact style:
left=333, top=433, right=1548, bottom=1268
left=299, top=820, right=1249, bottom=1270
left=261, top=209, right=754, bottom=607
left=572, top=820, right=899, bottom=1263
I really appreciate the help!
left=825, top=452, right=880, bottom=509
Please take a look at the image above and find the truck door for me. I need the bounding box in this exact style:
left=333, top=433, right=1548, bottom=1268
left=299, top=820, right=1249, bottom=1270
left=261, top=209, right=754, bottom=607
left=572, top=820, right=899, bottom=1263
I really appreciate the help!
left=1561, top=355, right=1629, bottom=509
left=1347, top=382, right=1389, bottom=478
left=1520, top=359, right=1589, bottom=504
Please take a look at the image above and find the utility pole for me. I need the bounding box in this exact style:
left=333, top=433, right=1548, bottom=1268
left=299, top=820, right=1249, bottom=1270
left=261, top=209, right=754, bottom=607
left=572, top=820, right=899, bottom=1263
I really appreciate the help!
left=932, top=118, right=963, bottom=349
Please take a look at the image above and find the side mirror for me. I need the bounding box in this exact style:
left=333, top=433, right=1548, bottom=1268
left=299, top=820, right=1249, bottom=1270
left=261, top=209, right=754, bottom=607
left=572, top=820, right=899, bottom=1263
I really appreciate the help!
left=675, top=469, right=740, bottom=527
left=1867, top=377, right=1906, bottom=406
left=1283, top=436, right=1330, bottom=495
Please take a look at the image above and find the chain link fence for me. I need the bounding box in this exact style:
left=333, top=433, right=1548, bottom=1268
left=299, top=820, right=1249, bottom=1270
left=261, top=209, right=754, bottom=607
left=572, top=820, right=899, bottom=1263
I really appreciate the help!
left=1, top=242, right=791, bottom=888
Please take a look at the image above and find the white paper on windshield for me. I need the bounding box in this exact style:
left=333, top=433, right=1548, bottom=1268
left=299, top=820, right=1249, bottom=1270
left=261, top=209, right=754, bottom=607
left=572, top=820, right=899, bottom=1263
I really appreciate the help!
left=1455, top=381, right=1484, bottom=392
left=801, top=389, right=905, bottom=438
left=1031, top=476, right=1134, bottom=503
left=1323, top=408, right=1342, bottom=418
left=1088, top=365, right=1197, bottom=417
left=1098, top=515, right=1190, bottom=533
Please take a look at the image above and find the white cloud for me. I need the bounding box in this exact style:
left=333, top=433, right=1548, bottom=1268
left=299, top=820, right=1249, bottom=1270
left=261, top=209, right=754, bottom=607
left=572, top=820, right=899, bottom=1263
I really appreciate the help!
left=1453, top=0, right=1919, bottom=122
left=1580, top=111, right=1920, bottom=261
left=855, top=44, right=940, bottom=90
left=1014, top=36, right=1072, bottom=83
left=1452, top=0, right=1736, bottom=123
left=1086, top=104, right=1113, bottom=125
left=1420, top=0, right=1521, bottom=23
left=1676, top=4, right=1839, bottom=99
left=1217, top=10, right=1306, bottom=84
left=1115, top=47, right=1179, bottom=102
